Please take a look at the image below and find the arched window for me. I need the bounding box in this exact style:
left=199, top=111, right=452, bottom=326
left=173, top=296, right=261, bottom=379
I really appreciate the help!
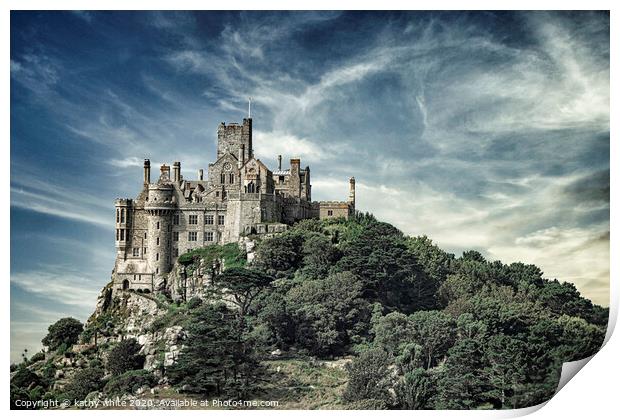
left=247, top=182, right=255, bottom=193
left=220, top=173, right=225, bottom=184
left=229, top=173, right=235, bottom=184
left=122, top=279, right=130, bottom=290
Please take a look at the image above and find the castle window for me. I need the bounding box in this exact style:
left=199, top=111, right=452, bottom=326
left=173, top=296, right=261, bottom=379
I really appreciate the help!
left=156, top=267, right=159, bottom=274
left=156, top=237, right=160, bottom=245
left=220, top=173, right=225, bottom=184
left=133, top=274, right=137, bottom=280
left=205, top=215, right=214, bottom=225
left=133, top=248, right=139, bottom=257
left=144, top=232, right=147, bottom=239
left=156, top=221, right=160, bottom=230
left=173, top=248, right=178, bottom=257
left=116, top=209, right=120, bottom=223
left=189, top=215, right=198, bottom=225
left=116, top=229, right=119, bottom=241
left=139, top=274, right=142, bottom=280
left=222, top=190, right=227, bottom=200
left=279, top=176, right=285, bottom=184
left=173, top=231, right=179, bottom=241
left=247, top=182, right=255, bottom=193
left=120, top=209, right=125, bottom=223
left=328, top=210, right=333, bottom=216
left=120, top=230, right=125, bottom=241
left=173, top=214, right=180, bottom=225
left=218, top=215, right=225, bottom=225
left=229, top=173, right=235, bottom=184
left=205, top=231, right=214, bottom=242
left=156, top=253, right=159, bottom=261
left=188, top=232, right=198, bottom=241
left=143, top=247, right=147, bottom=254
left=216, top=191, right=219, bottom=197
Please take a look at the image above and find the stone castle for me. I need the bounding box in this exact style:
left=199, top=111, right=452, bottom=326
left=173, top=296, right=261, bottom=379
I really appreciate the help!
left=112, top=116, right=355, bottom=291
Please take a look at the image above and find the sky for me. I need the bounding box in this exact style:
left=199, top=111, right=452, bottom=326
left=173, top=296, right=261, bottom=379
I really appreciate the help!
left=10, top=11, right=609, bottom=361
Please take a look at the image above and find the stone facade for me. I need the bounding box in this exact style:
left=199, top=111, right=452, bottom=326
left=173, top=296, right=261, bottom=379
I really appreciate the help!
left=112, top=116, right=355, bottom=291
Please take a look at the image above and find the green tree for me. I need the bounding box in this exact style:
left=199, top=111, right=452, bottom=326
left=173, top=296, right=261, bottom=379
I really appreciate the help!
left=299, top=233, right=341, bottom=278
left=42, top=317, right=83, bottom=351
left=343, top=348, right=393, bottom=404
left=167, top=304, right=261, bottom=398
left=252, top=232, right=304, bottom=278
left=394, top=368, right=437, bottom=409
left=286, top=271, right=371, bottom=356
left=106, top=339, right=145, bottom=375
left=212, top=268, right=273, bottom=318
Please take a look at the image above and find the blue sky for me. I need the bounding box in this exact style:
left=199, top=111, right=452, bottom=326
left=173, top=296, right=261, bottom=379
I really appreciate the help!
left=10, top=11, right=609, bottom=361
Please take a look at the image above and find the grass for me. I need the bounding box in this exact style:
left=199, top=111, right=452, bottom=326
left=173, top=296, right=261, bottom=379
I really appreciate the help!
left=178, top=243, right=247, bottom=269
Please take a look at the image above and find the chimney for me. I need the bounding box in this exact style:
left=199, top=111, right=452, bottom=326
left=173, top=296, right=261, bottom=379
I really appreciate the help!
left=143, top=159, right=151, bottom=185
left=349, top=177, right=356, bottom=208
left=172, top=161, right=181, bottom=183
left=278, top=155, right=282, bottom=170
left=198, top=169, right=204, bottom=181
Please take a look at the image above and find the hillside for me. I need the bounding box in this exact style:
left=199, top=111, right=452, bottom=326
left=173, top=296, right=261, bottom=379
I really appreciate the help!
left=10, top=213, right=608, bottom=410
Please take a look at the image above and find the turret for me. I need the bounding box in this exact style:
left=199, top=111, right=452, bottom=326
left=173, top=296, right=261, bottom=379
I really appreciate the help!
left=114, top=198, right=131, bottom=257
left=143, top=159, right=151, bottom=185
left=349, top=177, right=356, bottom=209
left=144, top=181, right=174, bottom=277
left=289, top=158, right=301, bottom=198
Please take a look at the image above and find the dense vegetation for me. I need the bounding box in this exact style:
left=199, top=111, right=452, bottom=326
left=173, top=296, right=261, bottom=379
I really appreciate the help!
left=10, top=214, right=607, bottom=409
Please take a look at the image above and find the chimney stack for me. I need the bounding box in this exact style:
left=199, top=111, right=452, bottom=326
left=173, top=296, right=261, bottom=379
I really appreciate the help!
left=143, top=159, right=151, bottom=185
left=278, top=155, right=282, bottom=170
left=198, top=169, right=204, bottom=181
left=172, top=161, right=181, bottom=183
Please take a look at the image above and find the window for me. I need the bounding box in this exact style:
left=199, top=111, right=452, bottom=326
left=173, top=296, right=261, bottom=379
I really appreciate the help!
left=189, top=215, right=198, bottom=225
left=120, top=229, right=125, bottom=241
left=133, top=248, right=139, bottom=257
left=247, top=182, right=255, bottom=193
left=173, top=248, right=178, bottom=257
left=205, top=215, right=214, bottom=225
left=279, top=175, right=285, bottom=184
left=144, top=232, right=147, bottom=239
left=120, top=209, right=125, bottom=223
left=156, top=253, right=159, bottom=261
left=188, top=232, right=198, bottom=241
left=229, top=173, right=235, bottom=184
left=173, top=214, right=179, bottom=225
left=156, top=267, right=159, bottom=274
left=116, top=209, right=120, bottom=223
left=205, top=231, right=214, bottom=242
left=173, top=231, right=179, bottom=241
left=156, top=237, right=160, bottom=245
left=116, top=229, right=119, bottom=241
left=187, top=248, right=192, bottom=253
left=218, top=215, right=225, bottom=225
left=143, top=247, right=147, bottom=254
left=328, top=210, right=333, bottom=216
left=220, top=173, right=225, bottom=184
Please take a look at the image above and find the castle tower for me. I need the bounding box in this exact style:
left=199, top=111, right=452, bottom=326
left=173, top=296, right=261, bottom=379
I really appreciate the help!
left=216, top=118, right=253, bottom=160
left=114, top=198, right=131, bottom=257
left=144, top=165, right=175, bottom=277
left=349, top=177, right=356, bottom=209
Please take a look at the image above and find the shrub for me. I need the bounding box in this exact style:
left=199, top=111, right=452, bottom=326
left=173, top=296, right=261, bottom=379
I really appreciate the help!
left=61, top=367, right=104, bottom=402
left=343, top=348, right=393, bottom=404
left=103, top=369, right=156, bottom=397
left=107, top=339, right=145, bottom=375
left=187, top=296, right=203, bottom=309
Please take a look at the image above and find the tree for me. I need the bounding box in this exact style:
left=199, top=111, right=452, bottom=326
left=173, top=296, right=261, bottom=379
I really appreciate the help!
left=372, top=312, right=413, bottom=356
left=212, top=268, right=273, bottom=318
left=252, top=232, right=304, bottom=278
left=286, top=271, right=371, bottom=356
left=394, top=368, right=437, bottom=409
left=299, top=233, right=341, bottom=279
left=482, top=334, right=527, bottom=408
left=167, top=304, right=261, bottom=398
left=106, top=339, right=145, bottom=375
left=343, top=348, right=393, bottom=404
left=42, top=318, right=83, bottom=351
left=408, top=311, right=456, bottom=369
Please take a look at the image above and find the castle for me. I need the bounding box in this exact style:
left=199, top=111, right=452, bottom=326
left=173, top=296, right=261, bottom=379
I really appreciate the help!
left=112, top=116, right=355, bottom=291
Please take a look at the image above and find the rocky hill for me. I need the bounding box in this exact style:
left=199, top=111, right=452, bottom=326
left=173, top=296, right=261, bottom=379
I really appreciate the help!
left=10, top=214, right=608, bottom=410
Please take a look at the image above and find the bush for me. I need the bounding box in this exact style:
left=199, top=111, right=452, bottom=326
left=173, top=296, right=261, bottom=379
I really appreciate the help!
left=61, top=367, right=104, bottom=402
left=187, top=296, right=203, bottom=309
left=107, top=339, right=145, bottom=375
left=28, top=352, right=45, bottom=364
left=103, top=369, right=156, bottom=397
left=343, top=348, right=393, bottom=404
left=42, top=318, right=83, bottom=351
